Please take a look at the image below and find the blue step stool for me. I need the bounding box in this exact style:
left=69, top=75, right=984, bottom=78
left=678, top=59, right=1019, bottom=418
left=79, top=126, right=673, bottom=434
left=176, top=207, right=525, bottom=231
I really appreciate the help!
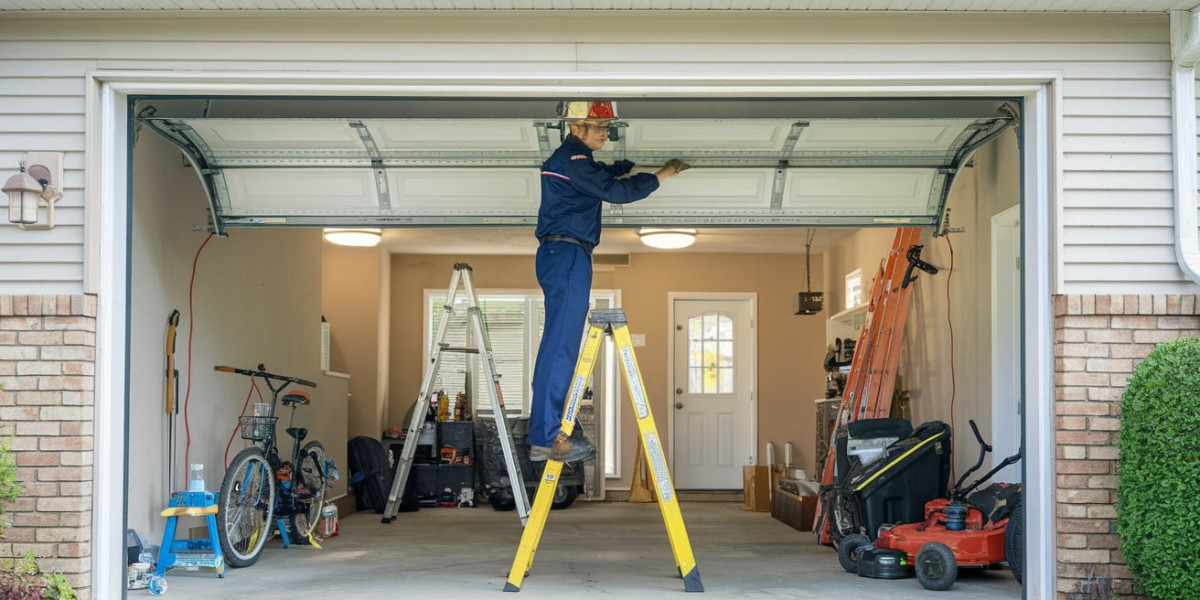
left=156, top=491, right=225, bottom=578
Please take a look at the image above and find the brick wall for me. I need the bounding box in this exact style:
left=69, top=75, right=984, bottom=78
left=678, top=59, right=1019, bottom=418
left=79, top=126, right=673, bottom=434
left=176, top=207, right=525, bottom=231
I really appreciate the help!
left=1054, top=294, right=1200, bottom=600
left=0, top=295, right=95, bottom=599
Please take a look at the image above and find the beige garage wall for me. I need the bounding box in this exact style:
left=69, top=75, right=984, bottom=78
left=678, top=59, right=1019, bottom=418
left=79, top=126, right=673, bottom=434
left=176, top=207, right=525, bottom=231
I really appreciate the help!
left=129, top=133, right=348, bottom=541
left=387, top=251, right=829, bottom=488
left=322, top=244, right=386, bottom=440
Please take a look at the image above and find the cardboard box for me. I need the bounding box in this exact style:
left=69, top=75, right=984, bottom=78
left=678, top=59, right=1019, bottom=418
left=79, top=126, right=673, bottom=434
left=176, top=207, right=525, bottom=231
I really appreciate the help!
left=742, top=465, right=772, bottom=512
left=771, top=488, right=818, bottom=531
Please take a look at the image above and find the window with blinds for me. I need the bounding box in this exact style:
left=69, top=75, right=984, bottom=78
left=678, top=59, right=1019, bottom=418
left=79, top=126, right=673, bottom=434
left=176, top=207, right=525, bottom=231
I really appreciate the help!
left=428, top=293, right=530, bottom=417
left=425, top=289, right=621, bottom=481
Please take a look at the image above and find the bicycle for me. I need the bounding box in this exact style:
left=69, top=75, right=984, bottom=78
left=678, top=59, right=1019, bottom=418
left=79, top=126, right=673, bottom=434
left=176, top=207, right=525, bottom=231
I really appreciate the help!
left=213, top=364, right=330, bottom=568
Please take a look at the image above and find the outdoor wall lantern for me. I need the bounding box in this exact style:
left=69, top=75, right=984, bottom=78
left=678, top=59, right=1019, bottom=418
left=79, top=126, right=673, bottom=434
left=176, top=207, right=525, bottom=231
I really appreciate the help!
left=4, top=152, right=63, bottom=230
left=638, top=228, right=696, bottom=250
left=323, top=227, right=383, bottom=247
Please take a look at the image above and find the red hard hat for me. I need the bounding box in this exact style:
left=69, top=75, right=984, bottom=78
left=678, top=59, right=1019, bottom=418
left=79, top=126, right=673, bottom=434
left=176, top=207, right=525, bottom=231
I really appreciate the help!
left=558, top=101, right=619, bottom=120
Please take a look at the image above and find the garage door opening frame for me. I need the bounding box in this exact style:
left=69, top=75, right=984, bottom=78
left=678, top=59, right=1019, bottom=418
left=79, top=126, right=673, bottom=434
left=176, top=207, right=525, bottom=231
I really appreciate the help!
left=87, top=71, right=1057, bottom=600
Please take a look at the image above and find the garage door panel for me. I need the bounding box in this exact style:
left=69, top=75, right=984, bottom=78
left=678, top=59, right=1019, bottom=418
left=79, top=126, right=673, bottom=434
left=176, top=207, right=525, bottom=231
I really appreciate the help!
left=373, top=120, right=543, bottom=152
left=783, top=169, right=935, bottom=215
left=184, top=119, right=367, bottom=156
left=625, top=120, right=790, bottom=152
left=223, top=169, right=380, bottom=214
left=626, top=169, right=773, bottom=210
left=387, top=168, right=540, bottom=212
left=797, top=119, right=974, bottom=154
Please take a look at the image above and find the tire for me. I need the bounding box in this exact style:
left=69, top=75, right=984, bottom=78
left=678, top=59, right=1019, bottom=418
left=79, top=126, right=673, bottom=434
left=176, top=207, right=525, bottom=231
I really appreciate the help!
left=550, top=484, right=578, bottom=510
left=915, top=542, right=958, bottom=591
left=837, top=534, right=871, bottom=574
left=1005, top=495, right=1024, bottom=584
left=289, top=441, right=328, bottom=541
left=218, top=447, right=276, bottom=568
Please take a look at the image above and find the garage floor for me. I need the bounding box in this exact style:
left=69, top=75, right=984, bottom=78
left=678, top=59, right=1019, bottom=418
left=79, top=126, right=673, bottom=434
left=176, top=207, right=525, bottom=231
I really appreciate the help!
left=159, top=501, right=1021, bottom=599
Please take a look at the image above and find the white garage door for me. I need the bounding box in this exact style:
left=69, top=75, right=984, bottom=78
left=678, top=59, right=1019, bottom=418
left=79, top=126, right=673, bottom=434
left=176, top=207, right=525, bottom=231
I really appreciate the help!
left=137, top=97, right=1012, bottom=235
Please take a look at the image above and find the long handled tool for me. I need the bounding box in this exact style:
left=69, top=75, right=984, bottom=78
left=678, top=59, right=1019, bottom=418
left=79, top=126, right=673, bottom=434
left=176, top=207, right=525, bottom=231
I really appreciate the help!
left=165, top=310, right=181, bottom=493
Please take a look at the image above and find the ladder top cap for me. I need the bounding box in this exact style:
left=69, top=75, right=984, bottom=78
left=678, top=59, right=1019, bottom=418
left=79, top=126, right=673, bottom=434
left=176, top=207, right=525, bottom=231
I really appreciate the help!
left=589, top=308, right=627, bottom=326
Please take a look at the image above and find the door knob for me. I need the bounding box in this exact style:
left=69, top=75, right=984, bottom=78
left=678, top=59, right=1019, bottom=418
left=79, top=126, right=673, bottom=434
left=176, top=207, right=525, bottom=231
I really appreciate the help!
left=675, top=388, right=683, bottom=395
left=675, top=402, right=684, bottom=409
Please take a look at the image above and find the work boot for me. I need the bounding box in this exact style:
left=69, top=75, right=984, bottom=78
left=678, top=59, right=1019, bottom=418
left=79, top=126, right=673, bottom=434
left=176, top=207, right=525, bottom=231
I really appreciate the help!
left=529, top=427, right=596, bottom=462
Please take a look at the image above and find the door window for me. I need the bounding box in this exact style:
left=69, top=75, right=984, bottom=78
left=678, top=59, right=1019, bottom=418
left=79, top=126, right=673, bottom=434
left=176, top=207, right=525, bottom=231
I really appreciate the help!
left=687, top=312, right=735, bottom=394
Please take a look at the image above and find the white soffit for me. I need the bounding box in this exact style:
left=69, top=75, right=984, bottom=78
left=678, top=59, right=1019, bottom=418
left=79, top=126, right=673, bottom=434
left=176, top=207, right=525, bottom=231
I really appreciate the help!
left=139, top=114, right=1011, bottom=233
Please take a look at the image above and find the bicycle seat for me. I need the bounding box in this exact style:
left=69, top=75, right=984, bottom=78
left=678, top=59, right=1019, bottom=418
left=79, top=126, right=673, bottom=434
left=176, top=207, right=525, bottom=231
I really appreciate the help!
left=282, top=391, right=311, bottom=406
left=286, top=427, right=308, bottom=443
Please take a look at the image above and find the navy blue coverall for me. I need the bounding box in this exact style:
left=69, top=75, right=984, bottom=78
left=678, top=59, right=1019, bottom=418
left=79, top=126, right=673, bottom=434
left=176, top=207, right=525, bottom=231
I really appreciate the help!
left=530, top=134, right=661, bottom=449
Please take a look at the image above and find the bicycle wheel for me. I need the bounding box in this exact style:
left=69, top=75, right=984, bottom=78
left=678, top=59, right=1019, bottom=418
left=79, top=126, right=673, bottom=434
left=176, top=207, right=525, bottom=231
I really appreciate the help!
left=289, top=440, right=328, bottom=541
left=218, top=447, right=276, bottom=567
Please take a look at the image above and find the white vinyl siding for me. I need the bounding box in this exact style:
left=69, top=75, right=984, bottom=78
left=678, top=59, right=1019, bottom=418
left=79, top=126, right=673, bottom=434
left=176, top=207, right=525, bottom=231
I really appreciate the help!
left=0, top=11, right=1191, bottom=293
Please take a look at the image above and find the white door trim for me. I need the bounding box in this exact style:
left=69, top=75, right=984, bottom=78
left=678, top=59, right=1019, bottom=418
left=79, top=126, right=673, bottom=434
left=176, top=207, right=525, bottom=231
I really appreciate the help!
left=991, top=204, right=1022, bottom=483
left=667, top=293, right=758, bottom=488
left=90, top=71, right=1057, bottom=600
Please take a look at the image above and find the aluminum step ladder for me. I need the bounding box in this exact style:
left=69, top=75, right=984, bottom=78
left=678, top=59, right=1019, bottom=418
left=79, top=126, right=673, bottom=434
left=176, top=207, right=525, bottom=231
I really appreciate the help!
left=380, top=263, right=530, bottom=524
left=504, top=308, right=703, bottom=593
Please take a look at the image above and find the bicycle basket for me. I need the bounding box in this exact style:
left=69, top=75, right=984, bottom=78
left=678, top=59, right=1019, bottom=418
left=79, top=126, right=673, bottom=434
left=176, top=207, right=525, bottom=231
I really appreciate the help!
left=239, top=416, right=276, bottom=442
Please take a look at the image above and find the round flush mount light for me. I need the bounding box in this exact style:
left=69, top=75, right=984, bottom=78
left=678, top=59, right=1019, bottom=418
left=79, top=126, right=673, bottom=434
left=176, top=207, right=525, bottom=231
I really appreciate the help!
left=323, top=227, right=382, bottom=247
left=637, top=228, right=697, bottom=250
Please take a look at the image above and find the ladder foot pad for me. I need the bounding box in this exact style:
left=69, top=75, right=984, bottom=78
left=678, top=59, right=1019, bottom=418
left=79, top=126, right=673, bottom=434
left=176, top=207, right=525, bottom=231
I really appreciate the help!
left=503, top=583, right=521, bottom=592
left=682, top=568, right=704, bottom=592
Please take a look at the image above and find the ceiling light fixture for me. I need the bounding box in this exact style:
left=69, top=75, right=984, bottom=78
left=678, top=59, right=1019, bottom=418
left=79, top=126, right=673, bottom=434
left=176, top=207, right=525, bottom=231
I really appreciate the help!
left=638, top=228, right=696, bottom=250
left=323, top=227, right=382, bottom=247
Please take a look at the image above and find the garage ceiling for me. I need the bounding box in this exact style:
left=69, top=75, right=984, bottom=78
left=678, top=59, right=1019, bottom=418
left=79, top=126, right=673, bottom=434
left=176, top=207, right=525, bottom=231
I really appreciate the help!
left=137, top=97, right=1013, bottom=237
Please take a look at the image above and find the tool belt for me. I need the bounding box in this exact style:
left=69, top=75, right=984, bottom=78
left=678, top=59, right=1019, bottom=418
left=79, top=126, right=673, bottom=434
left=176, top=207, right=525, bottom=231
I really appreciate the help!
left=540, top=234, right=594, bottom=255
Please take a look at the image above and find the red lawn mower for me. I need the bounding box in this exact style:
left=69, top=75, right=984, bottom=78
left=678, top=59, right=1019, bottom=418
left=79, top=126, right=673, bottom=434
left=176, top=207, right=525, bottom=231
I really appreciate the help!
left=838, top=420, right=1023, bottom=591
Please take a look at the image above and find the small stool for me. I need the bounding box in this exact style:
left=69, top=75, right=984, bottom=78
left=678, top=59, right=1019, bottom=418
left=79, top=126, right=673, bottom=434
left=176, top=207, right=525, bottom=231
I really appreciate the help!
left=156, top=491, right=225, bottom=578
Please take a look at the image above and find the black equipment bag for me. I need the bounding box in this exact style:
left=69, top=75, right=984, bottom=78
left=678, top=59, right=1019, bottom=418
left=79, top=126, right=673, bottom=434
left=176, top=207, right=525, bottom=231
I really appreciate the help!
left=347, top=436, right=417, bottom=513
left=966, top=482, right=1022, bottom=526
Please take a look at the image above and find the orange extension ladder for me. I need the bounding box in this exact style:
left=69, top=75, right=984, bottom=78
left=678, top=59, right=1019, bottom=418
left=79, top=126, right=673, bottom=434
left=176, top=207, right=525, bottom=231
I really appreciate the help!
left=813, top=227, right=932, bottom=545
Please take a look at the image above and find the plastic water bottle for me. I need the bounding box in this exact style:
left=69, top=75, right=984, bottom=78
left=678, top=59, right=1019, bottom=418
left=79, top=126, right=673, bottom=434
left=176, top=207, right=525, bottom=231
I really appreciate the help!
left=189, top=463, right=205, bottom=492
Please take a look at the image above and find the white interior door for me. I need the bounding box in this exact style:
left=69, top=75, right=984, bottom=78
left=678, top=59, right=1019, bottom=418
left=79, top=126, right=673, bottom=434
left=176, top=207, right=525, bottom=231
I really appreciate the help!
left=991, top=205, right=1022, bottom=482
left=672, top=298, right=755, bottom=490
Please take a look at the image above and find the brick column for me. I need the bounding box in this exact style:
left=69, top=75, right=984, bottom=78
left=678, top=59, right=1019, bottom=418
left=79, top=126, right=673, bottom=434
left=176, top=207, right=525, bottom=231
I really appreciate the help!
left=1054, top=294, right=1200, bottom=600
left=0, top=295, right=95, bottom=599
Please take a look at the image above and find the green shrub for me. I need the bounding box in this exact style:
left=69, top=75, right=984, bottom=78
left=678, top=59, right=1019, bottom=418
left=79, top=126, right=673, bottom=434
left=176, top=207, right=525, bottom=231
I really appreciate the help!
left=0, top=437, right=75, bottom=600
left=1117, top=338, right=1200, bottom=599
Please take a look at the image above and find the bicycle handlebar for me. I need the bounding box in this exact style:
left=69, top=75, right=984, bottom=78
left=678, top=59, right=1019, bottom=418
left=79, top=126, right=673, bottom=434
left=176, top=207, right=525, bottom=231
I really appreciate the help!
left=214, top=364, right=317, bottom=388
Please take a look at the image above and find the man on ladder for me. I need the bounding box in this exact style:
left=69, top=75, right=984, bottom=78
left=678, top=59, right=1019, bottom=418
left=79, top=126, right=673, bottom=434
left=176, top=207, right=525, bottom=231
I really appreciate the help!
left=530, top=99, right=689, bottom=462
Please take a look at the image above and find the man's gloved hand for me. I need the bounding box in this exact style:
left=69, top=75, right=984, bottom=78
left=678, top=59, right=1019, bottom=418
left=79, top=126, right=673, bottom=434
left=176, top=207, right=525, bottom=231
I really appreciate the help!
left=664, top=158, right=691, bottom=174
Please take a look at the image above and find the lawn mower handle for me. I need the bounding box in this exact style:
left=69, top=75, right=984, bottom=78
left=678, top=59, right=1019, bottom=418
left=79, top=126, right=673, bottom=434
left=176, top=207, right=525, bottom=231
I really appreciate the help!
left=951, top=419, right=1023, bottom=500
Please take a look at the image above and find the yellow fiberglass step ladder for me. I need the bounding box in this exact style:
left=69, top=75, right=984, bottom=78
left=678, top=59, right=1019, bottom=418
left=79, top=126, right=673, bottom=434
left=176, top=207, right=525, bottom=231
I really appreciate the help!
left=381, top=263, right=531, bottom=524
left=504, top=308, right=703, bottom=593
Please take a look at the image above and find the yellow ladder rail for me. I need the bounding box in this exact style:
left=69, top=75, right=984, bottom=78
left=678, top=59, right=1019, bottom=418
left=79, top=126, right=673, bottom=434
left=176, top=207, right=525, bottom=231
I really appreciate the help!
left=504, top=308, right=703, bottom=593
